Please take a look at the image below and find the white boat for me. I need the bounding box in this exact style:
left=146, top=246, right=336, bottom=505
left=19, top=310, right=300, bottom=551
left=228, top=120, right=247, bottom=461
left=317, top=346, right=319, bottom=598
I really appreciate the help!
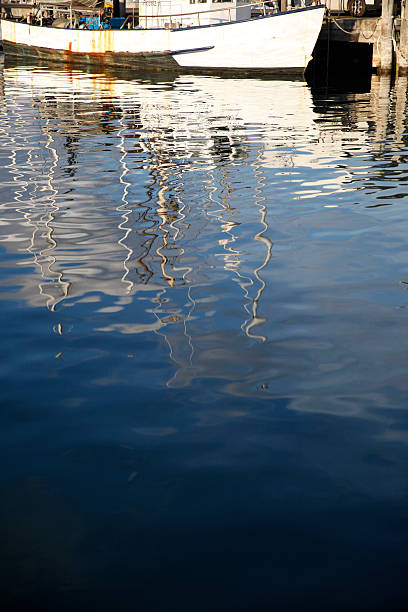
left=0, top=1, right=325, bottom=75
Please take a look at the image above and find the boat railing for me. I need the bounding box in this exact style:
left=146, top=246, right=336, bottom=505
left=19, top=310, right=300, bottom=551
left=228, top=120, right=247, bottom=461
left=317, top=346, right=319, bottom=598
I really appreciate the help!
left=2, top=0, right=315, bottom=29
left=139, top=1, right=311, bottom=30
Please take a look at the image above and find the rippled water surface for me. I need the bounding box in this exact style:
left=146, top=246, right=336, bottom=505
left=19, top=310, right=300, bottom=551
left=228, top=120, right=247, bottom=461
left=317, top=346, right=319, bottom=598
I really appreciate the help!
left=1, top=59, right=408, bottom=611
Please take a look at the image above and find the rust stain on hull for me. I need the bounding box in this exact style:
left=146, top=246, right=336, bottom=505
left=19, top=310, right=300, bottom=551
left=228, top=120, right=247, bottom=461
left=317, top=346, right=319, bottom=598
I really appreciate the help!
left=84, top=29, right=115, bottom=55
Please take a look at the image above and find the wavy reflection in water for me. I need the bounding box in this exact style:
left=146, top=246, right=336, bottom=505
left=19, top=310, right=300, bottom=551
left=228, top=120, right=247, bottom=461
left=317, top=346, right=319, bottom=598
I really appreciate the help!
left=0, top=67, right=285, bottom=384
left=2, top=66, right=408, bottom=401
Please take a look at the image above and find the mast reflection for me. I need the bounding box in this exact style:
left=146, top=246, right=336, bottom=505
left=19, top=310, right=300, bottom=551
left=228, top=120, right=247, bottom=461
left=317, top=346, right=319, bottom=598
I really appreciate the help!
left=4, top=64, right=408, bottom=387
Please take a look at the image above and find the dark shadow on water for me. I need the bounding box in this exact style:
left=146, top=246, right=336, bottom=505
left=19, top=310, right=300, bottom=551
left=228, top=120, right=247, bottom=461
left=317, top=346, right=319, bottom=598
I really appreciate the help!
left=306, top=40, right=373, bottom=94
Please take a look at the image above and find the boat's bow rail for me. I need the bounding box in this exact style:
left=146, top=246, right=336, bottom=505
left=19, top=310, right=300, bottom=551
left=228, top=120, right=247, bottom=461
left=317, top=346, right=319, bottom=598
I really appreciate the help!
left=140, top=2, right=264, bottom=29
left=138, top=1, right=319, bottom=29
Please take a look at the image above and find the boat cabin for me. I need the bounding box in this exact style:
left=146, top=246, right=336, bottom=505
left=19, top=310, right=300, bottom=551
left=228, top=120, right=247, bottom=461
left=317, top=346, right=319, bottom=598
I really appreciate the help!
left=138, top=0, right=252, bottom=28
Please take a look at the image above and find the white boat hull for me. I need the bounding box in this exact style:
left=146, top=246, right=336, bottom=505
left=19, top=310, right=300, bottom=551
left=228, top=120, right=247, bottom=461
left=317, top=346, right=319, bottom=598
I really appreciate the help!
left=0, top=7, right=325, bottom=74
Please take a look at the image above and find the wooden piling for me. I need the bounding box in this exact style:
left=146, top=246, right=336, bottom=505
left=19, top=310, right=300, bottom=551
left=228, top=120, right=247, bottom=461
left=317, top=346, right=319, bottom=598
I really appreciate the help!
left=378, top=0, right=394, bottom=74
left=397, top=0, right=408, bottom=74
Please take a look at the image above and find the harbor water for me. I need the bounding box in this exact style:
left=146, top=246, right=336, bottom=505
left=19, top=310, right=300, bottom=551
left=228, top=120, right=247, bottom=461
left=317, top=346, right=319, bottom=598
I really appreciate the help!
left=1, top=58, right=408, bottom=610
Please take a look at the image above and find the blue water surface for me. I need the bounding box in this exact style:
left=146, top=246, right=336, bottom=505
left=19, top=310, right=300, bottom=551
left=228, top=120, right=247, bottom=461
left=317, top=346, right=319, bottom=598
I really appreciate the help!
left=0, top=62, right=408, bottom=611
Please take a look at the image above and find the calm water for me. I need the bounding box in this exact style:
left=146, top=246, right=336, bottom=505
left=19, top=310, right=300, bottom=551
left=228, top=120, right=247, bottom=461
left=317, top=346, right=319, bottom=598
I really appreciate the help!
left=1, top=59, right=408, bottom=611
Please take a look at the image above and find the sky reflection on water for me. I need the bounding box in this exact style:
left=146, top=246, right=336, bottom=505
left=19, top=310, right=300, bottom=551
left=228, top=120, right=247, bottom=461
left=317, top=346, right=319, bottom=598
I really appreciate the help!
left=0, top=61, right=408, bottom=611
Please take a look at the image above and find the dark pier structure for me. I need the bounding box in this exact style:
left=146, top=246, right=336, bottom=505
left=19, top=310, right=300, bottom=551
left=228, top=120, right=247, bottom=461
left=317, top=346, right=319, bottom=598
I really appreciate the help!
left=317, top=1, right=408, bottom=77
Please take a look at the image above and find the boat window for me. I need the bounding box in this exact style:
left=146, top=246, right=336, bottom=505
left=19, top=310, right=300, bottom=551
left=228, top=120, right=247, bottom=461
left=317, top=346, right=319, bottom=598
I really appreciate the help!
left=212, top=0, right=234, bottom=3
left=189, top=0, right=208, bottom=3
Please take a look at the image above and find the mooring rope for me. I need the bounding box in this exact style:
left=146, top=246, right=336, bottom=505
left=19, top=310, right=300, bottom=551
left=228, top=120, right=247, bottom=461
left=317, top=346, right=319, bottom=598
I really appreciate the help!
left=331, top=16, right=380, bottom=40
left=331, top=17, right=353, bottom=35
left=360, top=21, right=381, bottom=40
